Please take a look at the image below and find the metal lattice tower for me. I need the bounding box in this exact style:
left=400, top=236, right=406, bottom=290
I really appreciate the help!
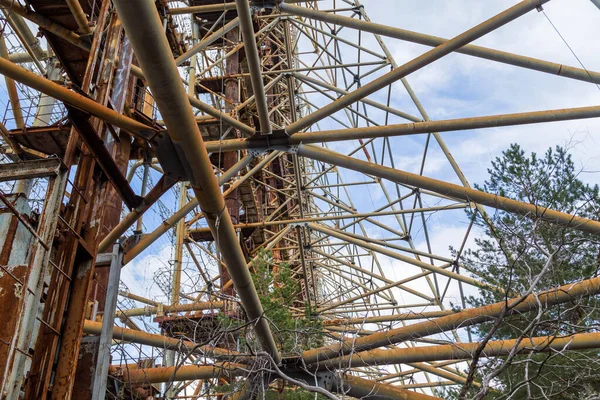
left=0, top=0, right=598, bottom=399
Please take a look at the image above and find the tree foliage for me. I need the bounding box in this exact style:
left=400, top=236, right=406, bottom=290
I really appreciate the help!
left=217, top=249, right=324, bottom=398
left=443, top=144, right=600, bottom=399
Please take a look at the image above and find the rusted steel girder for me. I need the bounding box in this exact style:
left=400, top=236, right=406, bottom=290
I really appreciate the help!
left=336, top=375, right=442, bottom=400
left=83, top=320, right=245, bottom=361
left=66, top=106, right=141, bottom=209
left=113, top=0, right=280, bottom=362
left=116, top=300, right=226, bottom=318
left=0, top=56, right=152, bottom=134
left=0, top=0, right=90, bottom=49
left=326, top=332, right=600, bottom=369
left=302, top=276, right=600, bottom=365
left=0, top=158, right=63, bottom=182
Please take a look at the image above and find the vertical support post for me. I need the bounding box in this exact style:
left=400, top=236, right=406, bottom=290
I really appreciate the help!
left=0, top=34, right=24, bottom=129
left=135, top=161, right=150, bottom=231
left=3, top=166, right=68, bottom=399
left=171, top=182, right=186, bottom=305
left=91, top=244, right=123, bottom=400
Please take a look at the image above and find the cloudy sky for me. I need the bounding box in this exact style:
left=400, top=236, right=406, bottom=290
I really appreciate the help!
left=363, top=0, right=600, bottom=184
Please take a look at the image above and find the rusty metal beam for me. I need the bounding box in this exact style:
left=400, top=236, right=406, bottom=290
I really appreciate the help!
left=204, top=104, right=600, bottom=152
left=113, top=0, right=279, bottom=362
left=0, top=157, right=62, bottom=182
left=0, top=56, right=153, bottom=134
left=326, top=332, right=600, bottom=369
left=66, top=106, right=142, bottom=209
left=0, top=0, right=90, bottom=50
left=302, top=275, right=600, bottom=364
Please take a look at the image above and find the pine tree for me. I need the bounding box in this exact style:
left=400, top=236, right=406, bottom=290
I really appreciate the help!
left=442, top=144, right=600, bottom=399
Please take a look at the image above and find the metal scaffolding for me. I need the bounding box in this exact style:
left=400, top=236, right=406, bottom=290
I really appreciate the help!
left=0, top=0, right=597, bottom=399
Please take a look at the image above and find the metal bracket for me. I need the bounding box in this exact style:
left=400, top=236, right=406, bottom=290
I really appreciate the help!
left=289, top=221, right=309, bottom=228
left=248, top=148, right=266, bottom=157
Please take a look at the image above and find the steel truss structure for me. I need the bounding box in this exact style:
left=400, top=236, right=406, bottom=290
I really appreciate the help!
left=0, top=0, right=597, bottom=399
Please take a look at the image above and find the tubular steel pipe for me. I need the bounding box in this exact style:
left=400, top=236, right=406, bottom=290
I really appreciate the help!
left=84, top=321, right=244, bottom=360
left=188, top=203, right=466, bottom=234
left=0, top=35, right=24, bottom=129
left=203, top=104, right=600, bottom=153
left=308, top=223, right=501, bottom=294
left=122, top=152, right=265, bottom=265
left=294, top=72, right=421, bottom=122
left=336, top=375, right=441, bottom=400
left=322, top=311, right=456, bottom=326
left=0, top=0, right=90, bottom=50
left=98, top=176, right=174, bottom=253
left=235, top=0, right=272, bottom=134
left=302, top=275, right=600, bottom=364
left=129, top=64, right=254, bottom=135
left=2, top=9, right=47, bottom=71
left=113, top=0, right=280, bottom=362
left=118, top=291, right=159, bottom=306
left=175, top=18, right=239, bottom=66
left=104, top=154, right=252, bottom=256
left=0, top=56, right=152, bottom=133
left=326, top=332, right=600, bottom=369
left=84, top=320, right=228, bottom=357
left=65, top=0, right=93, bottom=35
left=284, top=0, right=549, bottom=134
left=281, top=3, right=600, bottom=85
left=297, top=144, right=600, bottom=235
left=116, top=301, right=225, bottom=318
left=116, top=363, right=248, bottom=385
left=169, top=4, right=238, bottom=15
left=290, top=105, right=600, bottom=145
